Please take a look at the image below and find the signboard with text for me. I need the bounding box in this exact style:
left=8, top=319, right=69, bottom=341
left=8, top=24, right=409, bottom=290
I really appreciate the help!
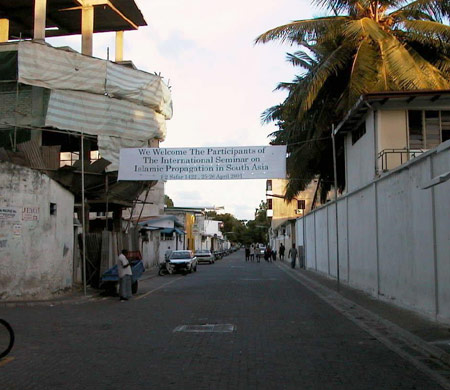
left=0, top=207, right=21, bottom=221
left=118, top=146, right=287, bottom=181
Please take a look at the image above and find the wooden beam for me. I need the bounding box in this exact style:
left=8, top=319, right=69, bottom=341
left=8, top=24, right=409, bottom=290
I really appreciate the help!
left=0, top=19, right=9, bottom=42
left=75, top=1, right=138, bottom=29
left=105, top=1, right=139, bottom=30
left=34, top=0, right=47, bottom=41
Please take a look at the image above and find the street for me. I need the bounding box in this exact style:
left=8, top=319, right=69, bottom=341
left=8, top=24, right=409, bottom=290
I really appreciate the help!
left=0, top=250, right=444, bottom=390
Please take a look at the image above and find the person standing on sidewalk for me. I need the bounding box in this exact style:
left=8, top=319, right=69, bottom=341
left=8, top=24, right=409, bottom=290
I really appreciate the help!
left=279, top=243, right=285, bottom=261
left=288, top=244, right=298, bottom=269
left=117, top=249, right=132, bottom=301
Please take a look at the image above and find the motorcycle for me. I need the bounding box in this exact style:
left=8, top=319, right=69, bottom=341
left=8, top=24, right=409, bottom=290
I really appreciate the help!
left=158, top=260, right=174, bottom=276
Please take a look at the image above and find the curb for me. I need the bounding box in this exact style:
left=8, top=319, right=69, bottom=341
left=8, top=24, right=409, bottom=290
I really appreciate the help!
left=0, top=268, right=161, bottom=308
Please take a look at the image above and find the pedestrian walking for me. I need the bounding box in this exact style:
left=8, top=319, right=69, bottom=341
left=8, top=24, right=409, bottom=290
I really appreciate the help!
left=117, top=249, right=132, bottom=301
left=279, top=243, right=285, bottom=261
left=245, top=246, right=250, bottom=261
left=264, top=246, right=272, bottom=262
left=288, top=244, right=298, bottom=269
left=164, top=246, right=173, bottom=261
left=250, top=245, right=255, bottom=262
left=272, top=249, right=277, bottom=262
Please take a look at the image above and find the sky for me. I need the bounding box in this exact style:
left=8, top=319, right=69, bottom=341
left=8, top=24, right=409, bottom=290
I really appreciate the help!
left=48, top=0, right=316, bottom=220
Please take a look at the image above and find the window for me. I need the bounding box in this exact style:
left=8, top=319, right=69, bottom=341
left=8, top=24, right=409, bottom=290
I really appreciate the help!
left=408, top=111, right=423, bottom=149
left=297, top=199, right=306, bottom=210
left=59, top=150, right=101, bottom=167
left=267, top=199, right=273, bottom=210
left=60, top=152, right=79, bottom=167
left=352, top=123, right=366, bottom=144
left=408, top=110, right=448, bottom=149
left=50, top=203, right=57, bottom=215
left=425, top=111, right=440, bottom=149
left=441, top=111, right=450, bottom=142
left=161, top=232, right=173, bottom=241
left=266, top=180, right=272, bottom=191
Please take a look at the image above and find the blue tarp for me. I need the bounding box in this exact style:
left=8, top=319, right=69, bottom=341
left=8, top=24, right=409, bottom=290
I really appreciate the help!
left=101, top=260, right=145, bottom=283
left=160, top=227, right=185, bottom=235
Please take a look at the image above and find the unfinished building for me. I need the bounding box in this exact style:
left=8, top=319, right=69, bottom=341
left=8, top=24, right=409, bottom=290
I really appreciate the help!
left=0, top=1, right=172, bottom=299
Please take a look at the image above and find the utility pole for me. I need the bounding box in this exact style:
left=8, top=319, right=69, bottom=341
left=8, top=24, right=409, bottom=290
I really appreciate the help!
left=332, top=124, right=340, bottom=292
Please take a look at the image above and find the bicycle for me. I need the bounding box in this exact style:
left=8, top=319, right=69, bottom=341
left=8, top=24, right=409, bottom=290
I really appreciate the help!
left=0, top=319, right=14, bottom=359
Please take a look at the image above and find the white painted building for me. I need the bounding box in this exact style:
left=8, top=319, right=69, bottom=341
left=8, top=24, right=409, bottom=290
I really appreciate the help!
left=295, top=91, right=450, bottom=323
left=138, top=215, right=185, bottom=266
left=0, top=162, right=74, bottom=300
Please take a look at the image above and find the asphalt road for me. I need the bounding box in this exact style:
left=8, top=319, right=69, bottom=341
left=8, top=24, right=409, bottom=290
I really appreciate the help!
left=0, top=250, right=443, bottom=390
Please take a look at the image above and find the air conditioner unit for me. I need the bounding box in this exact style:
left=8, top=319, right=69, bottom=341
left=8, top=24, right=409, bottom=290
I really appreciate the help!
left=295, top=209, right=304, bottom=215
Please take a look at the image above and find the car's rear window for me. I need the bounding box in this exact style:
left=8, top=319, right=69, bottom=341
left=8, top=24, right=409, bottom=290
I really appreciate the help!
left=170, top=252, right=191, bottom=259
left=196, top=250, right=210, bottom=254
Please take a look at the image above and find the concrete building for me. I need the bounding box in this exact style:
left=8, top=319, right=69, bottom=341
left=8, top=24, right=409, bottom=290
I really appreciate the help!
left=164, top=207, right=205, bottom=252
left=164, top=207, right=229, bottom=253
left=138, top=215, right=185, bottom=267
left=266, top=178, right=316, bottom=257
left=0, top=1, right=172, bottom=299
left=295, top=90, right=450, bottom=323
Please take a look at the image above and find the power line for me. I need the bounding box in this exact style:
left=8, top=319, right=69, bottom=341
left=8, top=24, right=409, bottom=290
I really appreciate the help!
left=283, top=136, right=332, bottom=147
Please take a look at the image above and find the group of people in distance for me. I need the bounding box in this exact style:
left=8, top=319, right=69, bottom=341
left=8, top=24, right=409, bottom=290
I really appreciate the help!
left=244, top=242, right=299, bottom=269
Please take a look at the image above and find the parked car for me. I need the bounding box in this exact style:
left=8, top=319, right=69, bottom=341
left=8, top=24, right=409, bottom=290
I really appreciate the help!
left=257, top=246, right=266, bottom=256
left=195, top=249, right=215, bottom=264
left=168, top=250, right=198, bottom=274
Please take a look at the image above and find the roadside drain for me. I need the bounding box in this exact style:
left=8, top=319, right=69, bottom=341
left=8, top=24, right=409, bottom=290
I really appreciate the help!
left=173, top=324, right=235, bottom=333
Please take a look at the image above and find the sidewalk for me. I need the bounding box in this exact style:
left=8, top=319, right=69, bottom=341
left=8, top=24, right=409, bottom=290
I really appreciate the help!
left=279, top=258, right=450, bottom=354
left=0, top=266, right=160, bottom=308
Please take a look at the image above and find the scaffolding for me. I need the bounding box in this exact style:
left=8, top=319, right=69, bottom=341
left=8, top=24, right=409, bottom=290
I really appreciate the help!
left=0, top=40, right=171, bottom=293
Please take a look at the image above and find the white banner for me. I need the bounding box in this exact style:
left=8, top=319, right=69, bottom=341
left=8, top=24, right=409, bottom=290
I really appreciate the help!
left=118, top=146, right=286, bottom=180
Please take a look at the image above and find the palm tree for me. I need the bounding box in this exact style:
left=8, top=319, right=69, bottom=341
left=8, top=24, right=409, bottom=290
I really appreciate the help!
left=257, top=0, right=450, bottom=201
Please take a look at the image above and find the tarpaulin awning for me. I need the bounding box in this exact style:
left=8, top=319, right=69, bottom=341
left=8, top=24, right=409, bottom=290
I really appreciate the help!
left=18, top=41, right=172, bottom=118
left=160, top=227, right=185, bottom=235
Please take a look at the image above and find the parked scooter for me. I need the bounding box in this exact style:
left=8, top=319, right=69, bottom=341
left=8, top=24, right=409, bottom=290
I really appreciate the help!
left=158, top=260, right=174, bottom=276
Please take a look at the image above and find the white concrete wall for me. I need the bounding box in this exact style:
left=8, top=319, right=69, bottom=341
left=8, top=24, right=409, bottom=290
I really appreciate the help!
left=0, top=162, right=74, bottom=300
left=296, top=141, right=450, bottom=323
left=345, top=111, right=376, bottom=192
left=204, top=220, right=220, bottom=236
left=433, top=144, right=450, bottom=321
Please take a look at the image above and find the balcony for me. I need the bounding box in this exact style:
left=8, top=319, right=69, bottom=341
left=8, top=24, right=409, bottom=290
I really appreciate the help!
left=377, top=148, right=425, bottom=172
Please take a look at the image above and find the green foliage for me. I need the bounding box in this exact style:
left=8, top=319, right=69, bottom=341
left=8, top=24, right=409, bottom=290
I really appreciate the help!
left=256, top=0, right=450, bottom=202
left=210, top=202, right=270, bottom=245
left=164, top=195, right=174, bottom=207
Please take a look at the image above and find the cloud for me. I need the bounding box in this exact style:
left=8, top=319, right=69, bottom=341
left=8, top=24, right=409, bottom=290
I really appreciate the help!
left=48, top=0, right=316, bottom=220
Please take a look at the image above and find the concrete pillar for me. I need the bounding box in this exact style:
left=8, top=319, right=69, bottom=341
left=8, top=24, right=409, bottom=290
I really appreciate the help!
left=33, top=0, right=47, bottom=41
left=115, top=31, right=124, bottom=62
left=0, top=19, right=9, bottom=42
left=81, top=5, right=94, bottom=56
